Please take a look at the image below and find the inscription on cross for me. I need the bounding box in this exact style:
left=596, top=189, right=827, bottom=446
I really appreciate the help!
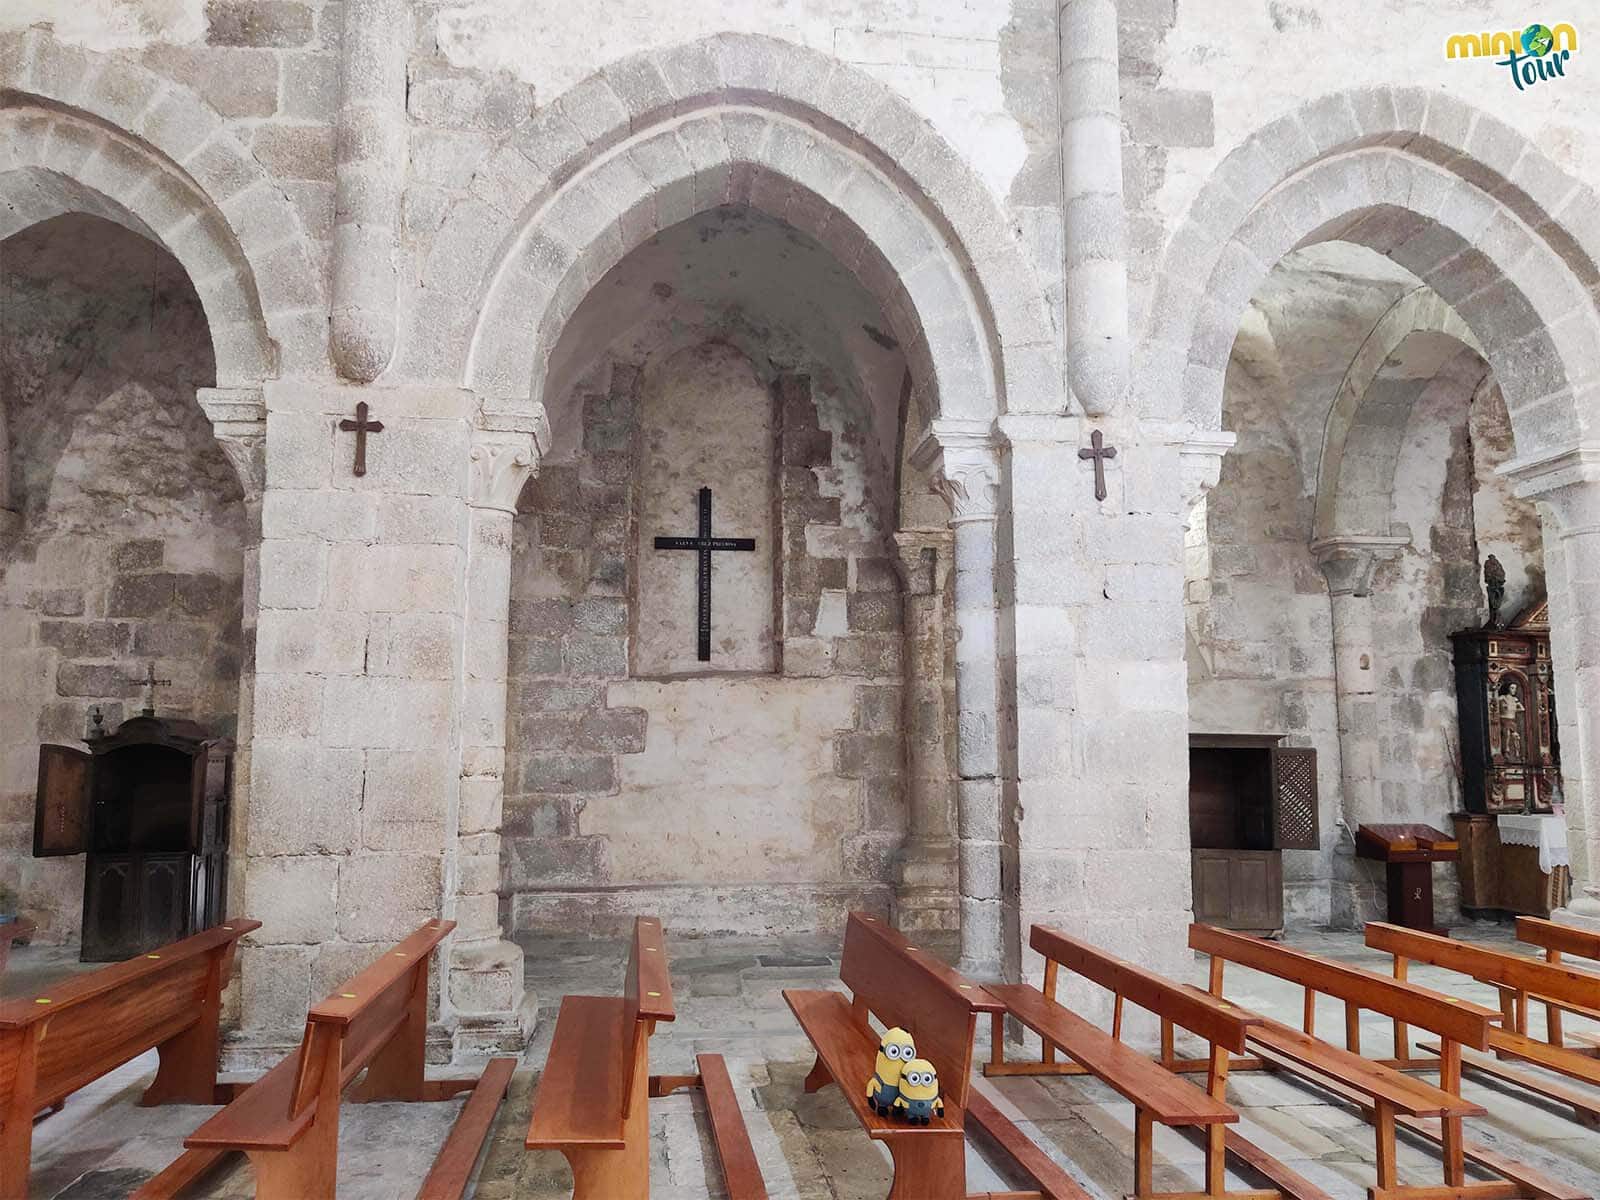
left=338, top=401, right=384, bottom=477
left=653, top=487, right=755, bottom=662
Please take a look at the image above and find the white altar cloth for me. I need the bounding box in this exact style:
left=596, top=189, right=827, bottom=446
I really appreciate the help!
left=1497, top=813, right=1569, bottom=875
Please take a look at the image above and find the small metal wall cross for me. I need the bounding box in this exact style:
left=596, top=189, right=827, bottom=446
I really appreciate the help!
left=338, top=401, right=384, bottom=477
left=139, top=661, right=172, bottom=716
left=1078, top=428, right=1118, bottom=501
left=653, top=487, right=756, bottom=662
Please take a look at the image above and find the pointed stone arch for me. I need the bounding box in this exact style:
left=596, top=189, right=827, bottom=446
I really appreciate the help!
left=1312, top=286, right=1486, bottom=543
left=1141, top=88, right=1600, bottom=460
left=0, top=27, right=326, bottom=385
left=450, top=33, right=1057, bottom=427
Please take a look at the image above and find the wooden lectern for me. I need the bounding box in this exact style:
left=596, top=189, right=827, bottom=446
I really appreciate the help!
left=1356, top=824, right=1460, bottom=935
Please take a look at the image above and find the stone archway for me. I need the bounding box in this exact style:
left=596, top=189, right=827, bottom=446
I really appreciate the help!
left=1148, top=87, right=1600, bottom=926
left=449, top=35, right=1056, bottom=974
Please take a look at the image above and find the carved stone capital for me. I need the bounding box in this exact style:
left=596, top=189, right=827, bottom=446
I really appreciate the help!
left=198, top=387, right=266, bottom=499
left=893, top=529, right=954, bottom=596
left=1500, top=442, right=1600, bottom=535
left=1310, top=535, right=1410, bottom=598
left=1180, top=428, right=1238, bottom=513
left=913, top=418, right=1000, bottom=526
left=470, top=399, right=550, bottom=513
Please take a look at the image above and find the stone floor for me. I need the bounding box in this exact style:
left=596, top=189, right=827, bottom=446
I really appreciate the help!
left=9, top=922, right=1600, bottom=1198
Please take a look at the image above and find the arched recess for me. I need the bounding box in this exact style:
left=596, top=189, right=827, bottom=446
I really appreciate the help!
left=0, top=27, right=326, bottom=383
left=1141, top=88, right=1600, bottom=460
left=1313, top=287, right=1486, bottom=542
left=453, top=33, right=1056, bottom=426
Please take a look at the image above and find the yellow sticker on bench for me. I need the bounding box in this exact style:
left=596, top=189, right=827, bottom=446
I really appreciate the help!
left=147, top=954, right=161, bottom=959
left=34, top=998, right=49, bottom=1005
left=341, top=993, right=357, bottom=999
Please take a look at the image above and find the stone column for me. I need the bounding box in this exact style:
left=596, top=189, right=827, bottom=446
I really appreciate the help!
left=198, top=387, right=267, bottom=922
left=1503, top=447, right=1600, bottom=929
left=915, top=420, right=1004, bottom=977
left=448, top=404, right=547, bottom=1052
left=890, top=528, right=959, bottom=934
left=1311, top=534, right=1409, bottom=926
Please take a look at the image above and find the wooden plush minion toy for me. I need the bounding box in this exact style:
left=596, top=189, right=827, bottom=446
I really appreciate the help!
left=866, top=1027, right=916, bottom=1116
left=893, top=1059, right=944, bottom=1125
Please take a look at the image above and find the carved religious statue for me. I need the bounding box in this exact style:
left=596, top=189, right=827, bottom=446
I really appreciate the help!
left=1483, top=554, right=1506, bottom=628
left=1497, top=679, right=1527, bottom=762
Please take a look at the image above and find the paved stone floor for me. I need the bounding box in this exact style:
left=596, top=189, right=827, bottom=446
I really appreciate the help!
left=9, top=922, right=1600, bottom=1198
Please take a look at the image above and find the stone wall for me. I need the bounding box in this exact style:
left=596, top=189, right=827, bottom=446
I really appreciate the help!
left=504, top=350, right=912, bottom=936
left=0, top=215, right=245, bottom=942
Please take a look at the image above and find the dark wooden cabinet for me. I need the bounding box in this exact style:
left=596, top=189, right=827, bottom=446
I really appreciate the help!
left=1189, top=734, right=1318, bottom=935
left=34, top=715, right=231, bottom=962
left=1452, top=600, right=1560, bottom=815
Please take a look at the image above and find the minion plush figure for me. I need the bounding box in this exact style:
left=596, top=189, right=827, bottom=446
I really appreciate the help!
left=893, top=1060, right=944, bottom=1125
left=866, top=1027, right=916, bottom=1116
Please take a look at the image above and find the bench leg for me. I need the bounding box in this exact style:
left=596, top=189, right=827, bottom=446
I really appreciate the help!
left=1134, top=1109, right=1155, bottom=1198
left=247, top=1096, right=340, bottom=1200
left=885, top=1131, right=964, bottom=1200
left=1373, top=1100, right=1397, bottom=1194
left=0, top=1115, right=32, bottom=1200
left=142, top=1023, right=222, bottom=1106
left=802, top=1055, right=833, bottom=1094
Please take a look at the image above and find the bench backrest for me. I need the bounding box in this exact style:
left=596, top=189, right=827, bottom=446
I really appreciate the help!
left=0, top=919, right=259, bottom=1108
left=289, top=919, right=454, bottom=1118
left=621, top=916, right=674, bottom=1115
left=1035, top=925, right=1257, bottom=1054
left=1367, top=922, right=1600, bottom=1013
left=839, top=912, right=1002, bottom=1112
left=1517, top=916, right=1600, bottom=966
left=1195, top=924, right=1494, bottom=1050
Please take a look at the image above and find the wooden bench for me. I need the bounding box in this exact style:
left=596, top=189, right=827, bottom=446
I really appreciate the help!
left=0, top=918, right=258, bottom=1200
left=1514, top=917, right=1600, bottom=1055
left=1191, top=924, right=1584, bottom=1200
left=136, top=919, right=515, bottom=1200
left=1368, top=921, right=1600, bottom=1131
left=986, top=923, right=1328, bottom=1200
left=785, top=912, right=1089, bottom=1200
left=527, top=916, right=767, bottom=1200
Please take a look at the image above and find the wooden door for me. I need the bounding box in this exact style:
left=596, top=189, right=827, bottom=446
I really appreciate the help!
left=34, top=745, right=91, bottom=856
left=1191, top=849, right=1283, bottom=934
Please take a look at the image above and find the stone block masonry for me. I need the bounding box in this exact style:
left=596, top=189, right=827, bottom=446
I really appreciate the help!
left=505, top=358, right=918, bottom=938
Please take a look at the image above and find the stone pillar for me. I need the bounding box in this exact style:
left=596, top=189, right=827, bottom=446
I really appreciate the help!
left=997, top=415, right=1203, bottom=1002
left=237, top=381, right=485, bottom=1065
left=1311, top=535, right=1409, bottom=926
left=448, top=404, right=547, bottom=1052
left=891, top=528, right=959, bottom=934
left=915, top=420, right=1004, bottom=977
left=199, top=387, right=267, bottom=927
left=1503, top=447, right=1600, bottom=930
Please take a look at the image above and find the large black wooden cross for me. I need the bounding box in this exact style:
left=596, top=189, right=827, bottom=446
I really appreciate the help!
left=653, top=487, right=755, bottom=662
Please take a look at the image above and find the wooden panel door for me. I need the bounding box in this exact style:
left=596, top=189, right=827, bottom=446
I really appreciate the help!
left=1190, top=849, right=1282, bottom=934
left=34, top=745, right=91, bottom=856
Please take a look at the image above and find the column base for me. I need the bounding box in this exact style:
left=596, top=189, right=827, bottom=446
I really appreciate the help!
left=1553, top=895, right=1600, bottom=934
left=448, top=938, right=535, bottom=1057
left=893, top=842, right=960, bottom=934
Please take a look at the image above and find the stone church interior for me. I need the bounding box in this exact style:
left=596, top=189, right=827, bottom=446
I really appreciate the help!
left=1, top=3, right=1599, bottom=1199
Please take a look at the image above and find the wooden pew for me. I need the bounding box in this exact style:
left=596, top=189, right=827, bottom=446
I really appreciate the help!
left=1367, top=921, right=1600, bottom=1130
left=136, top=919, right=515, bottom=1200
left=784, top=912, right=1089, bottom=1200
left=985, top=923, right=1328, bottom=1200
left=1192, top=924, right=1581, bottom=1200
left=527, top=916, right=768, bottom=1200
left=0, top=918, right=258, bottom=1200
left=1514, top=917, right=1600, bottom=1054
